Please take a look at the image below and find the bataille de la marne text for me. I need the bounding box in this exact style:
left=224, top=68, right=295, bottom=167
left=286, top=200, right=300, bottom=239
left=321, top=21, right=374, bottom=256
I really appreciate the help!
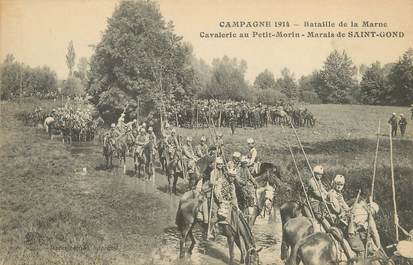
left=199, top=20, right=404, bottom=38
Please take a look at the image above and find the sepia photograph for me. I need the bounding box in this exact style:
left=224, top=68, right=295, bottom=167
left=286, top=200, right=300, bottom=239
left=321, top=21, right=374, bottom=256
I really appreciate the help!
left=1, top=0, right=413, bottom=264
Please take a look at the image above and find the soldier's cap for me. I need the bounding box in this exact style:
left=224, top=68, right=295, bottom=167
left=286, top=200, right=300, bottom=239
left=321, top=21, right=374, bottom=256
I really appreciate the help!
left=232, top=151, right=241, bottom=158
left=228, top=168, right=237, bottom=176
left=313, top=165, right=324, bottom=175
left=165, top=123, right=170, bottom=128
left=111, top=123, right=116, bottom=128
left=392, top=112, right=396, bottom=116
left=333, top=174, right=345, bottom=184
left=247, top=138, right=254, bottom=144
left=148, top=127, right=153, bottom=131
left=400, top=113, right=404, bottom=116
left=186, top=136, right=192, bottom=141
left=217, top=132, right=223, bottom=137
left=215, top=157, right=224, bottom=164
left=171, top=129, right=176, bottom=133
left=200, top=136, right=206, bottom=141
left=240, top=156, right=249, bottom=163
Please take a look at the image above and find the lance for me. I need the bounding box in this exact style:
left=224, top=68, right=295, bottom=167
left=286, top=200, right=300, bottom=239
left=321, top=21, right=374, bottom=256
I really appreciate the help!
left=281, top=125, right=315, bottom=219
left=370, top=121, right=381, bottom=202
left=288, top=119, right=334, bottom=222
left=389, top=125, right=399, bottom=242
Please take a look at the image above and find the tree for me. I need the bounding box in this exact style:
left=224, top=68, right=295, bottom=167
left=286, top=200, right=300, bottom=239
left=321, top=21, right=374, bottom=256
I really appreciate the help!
left=277, top=68, right=298, bottom=100
left=66, top=40, right=76, bottom=77
left=88, top=0, right=195, bottom=119
left=254, top=69, right=277, bottom=90
left=359, top=62, right=388, bottom=105
left=198, top=56, right=249, bottom=101
left=387, top=48, right=413, bottom=105
left=315, top=50, right=357, bottom=103
left=297, top=73, right=322, bottom=103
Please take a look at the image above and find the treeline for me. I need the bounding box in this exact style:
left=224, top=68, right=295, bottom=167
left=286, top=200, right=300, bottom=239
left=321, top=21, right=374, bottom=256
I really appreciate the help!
left=0, top=54, right=58, bottom=100
left=2, top=0, right=412, bottom=113
left=1, top=43, right=90, bottom=100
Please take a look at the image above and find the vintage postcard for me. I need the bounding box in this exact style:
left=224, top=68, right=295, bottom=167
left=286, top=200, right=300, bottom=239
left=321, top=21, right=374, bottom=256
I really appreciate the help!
left=1, top=0, right=412, bottom=264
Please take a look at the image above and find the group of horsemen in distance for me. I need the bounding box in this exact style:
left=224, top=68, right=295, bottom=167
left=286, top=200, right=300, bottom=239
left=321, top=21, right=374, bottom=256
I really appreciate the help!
left=102, top=110, right=397, bottom=264
left=161, top=99, right=316, bottom=130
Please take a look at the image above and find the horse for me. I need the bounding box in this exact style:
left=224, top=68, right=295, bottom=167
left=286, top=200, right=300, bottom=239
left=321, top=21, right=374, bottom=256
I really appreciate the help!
left=246, top=162, right=282, bottom=226
left=157, top=138, right=169, bottom=174
left=44, top=116, right=56, bottom=139
left=165, top=154, right=209, bottom=195
left=176, top=190, right=262, bottom=264
left=141, top=141, right=155, bottom=181
left=114, top=135, right=128, bottom=174
left=286, top=232, right=393, bottom=265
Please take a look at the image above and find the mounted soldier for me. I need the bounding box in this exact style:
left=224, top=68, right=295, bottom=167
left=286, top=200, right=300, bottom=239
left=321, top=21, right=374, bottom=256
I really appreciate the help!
left=195, top=136, right=209, bottom=158
left=208, top=157, right=238, bottom=240
left=235, top=156, right=259, bottom=225
left=135, top=128, right=149, bottom=158
left=246, top=138, right=258, bottom=175
left=182, top=136, right=198, bottom=189
left=307, top=165, right=330, bottom=229
left=167, top=128, right=182, bottom=172
left=227, top=151, right=241, bottom=172
left=348, top=200, right=384, bottom=257
left=117, top=112, right=126, bottom=134
left=216, top=132, right=224, bottom=156
left=327, top=174, right=356, bottom=260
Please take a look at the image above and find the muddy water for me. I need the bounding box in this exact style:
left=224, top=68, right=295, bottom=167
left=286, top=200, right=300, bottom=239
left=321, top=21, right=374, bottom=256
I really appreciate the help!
left=69, top=142, right=284, bottom=265
left=148, top=211, right=283, bottom=265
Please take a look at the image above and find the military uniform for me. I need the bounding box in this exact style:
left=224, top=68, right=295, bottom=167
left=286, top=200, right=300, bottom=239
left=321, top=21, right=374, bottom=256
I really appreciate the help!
left=135, top=132, right=148, bottom=156
left=399, top=115, right=407, bottom=136
left=235, top=166, right=258, bottom=210
left=228, top=112, right=237, bottom=135
left=308, top=177, right=328, bottom=220
left=328, top=189, right=350, bottom=223
left=195, top=142, right=209, bottom=158
left=388, top=115, right=398, bottom=137
left=211, top=168, right=238, bottom=222
left=182, top=142, right=196, bottom=174
left=247, top=146, right=258, bottom=174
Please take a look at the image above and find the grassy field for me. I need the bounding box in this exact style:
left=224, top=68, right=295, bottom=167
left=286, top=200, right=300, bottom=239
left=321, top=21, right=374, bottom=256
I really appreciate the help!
left=0, top=99, right=412, bottom=264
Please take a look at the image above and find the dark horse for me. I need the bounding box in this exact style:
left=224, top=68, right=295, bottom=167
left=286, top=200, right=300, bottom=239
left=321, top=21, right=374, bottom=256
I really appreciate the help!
left=281, top=201, right=392, bottom=265
left=166, top=155, right=210, bottom=194
left=134, top=142, right=155, bottom=180
left=175, top=190, right=262, bottom=264
left=157, top=138, right=169, bottom=174
left=287, top=232, right=393, bottom=265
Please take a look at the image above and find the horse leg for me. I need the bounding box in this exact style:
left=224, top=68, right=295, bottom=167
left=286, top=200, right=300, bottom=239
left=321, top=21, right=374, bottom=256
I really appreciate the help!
left=179, top=226, right=190, bottom=259
left=281, top=232, right=290, bottom=261
left=173, top=173, right=178, bottom=194
left=187, top=226, right=196, bottom=256
left=226, top=230, right=235, bottom=265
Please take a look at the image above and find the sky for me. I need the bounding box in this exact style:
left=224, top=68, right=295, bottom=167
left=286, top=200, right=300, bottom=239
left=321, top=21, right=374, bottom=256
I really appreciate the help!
left=1, top=0, right=413, bottom=82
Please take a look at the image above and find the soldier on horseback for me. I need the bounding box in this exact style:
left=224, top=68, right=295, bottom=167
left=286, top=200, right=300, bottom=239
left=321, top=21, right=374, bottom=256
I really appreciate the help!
left=235, top=156, right=259, bottom=224
left=182, top=136, right=198, bottom=188
left=216, top=132, right=224, bottom=156
left=208, top=157, right=238, bottom=240
left=135, top=128, right=149, bottom=158
left=195, top=136, right=209, bottom=158
left=307, top=165, right=329, bottom=227
left=247, top=138, right=258, bottom=174
left=348, top=200, right=384, bottom=257
left=227, top=152, right=241, bottom=172
left=327, top=174, right=356, bottom=260
left=167, top=129, right=182, bottom=172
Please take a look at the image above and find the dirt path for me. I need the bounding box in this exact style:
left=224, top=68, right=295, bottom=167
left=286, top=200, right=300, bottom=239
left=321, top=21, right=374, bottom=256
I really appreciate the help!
left=0, top=102, right=284, bottom=265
